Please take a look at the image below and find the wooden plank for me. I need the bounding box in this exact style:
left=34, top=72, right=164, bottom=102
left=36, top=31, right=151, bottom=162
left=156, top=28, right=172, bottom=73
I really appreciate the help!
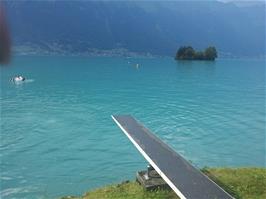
left=112, top=115, right=234, bottom=199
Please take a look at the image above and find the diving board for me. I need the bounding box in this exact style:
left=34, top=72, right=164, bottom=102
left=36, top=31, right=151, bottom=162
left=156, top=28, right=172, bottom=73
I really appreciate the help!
left=112, top=115, right=234, bottom=199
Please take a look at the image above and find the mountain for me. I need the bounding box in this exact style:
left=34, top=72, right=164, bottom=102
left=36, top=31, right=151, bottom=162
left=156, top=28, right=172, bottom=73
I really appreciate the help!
left=219, top=0, right=265, bottom=7
left=2, top=0, right=266, bottom=57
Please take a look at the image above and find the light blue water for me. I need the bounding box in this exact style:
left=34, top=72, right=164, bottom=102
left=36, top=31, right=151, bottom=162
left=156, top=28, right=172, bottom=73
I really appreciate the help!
left=1, top=56, right=265, bottom=199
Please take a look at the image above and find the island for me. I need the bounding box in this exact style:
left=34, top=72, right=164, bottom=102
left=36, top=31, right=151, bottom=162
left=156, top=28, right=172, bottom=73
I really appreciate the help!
left=175, top=46, right=217, bottom=61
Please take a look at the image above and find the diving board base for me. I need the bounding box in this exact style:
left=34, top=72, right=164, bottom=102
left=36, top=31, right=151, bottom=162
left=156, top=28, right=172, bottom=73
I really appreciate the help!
left=136, top=170, right=170, bottom=191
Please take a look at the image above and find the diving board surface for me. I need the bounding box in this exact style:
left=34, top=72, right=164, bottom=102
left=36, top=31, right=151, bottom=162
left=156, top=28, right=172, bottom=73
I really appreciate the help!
left=112, top=115, right=234, bottom=199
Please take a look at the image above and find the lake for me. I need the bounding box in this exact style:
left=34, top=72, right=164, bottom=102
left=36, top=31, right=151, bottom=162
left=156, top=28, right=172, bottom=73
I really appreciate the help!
left=0, top=56, right=265, bottom=198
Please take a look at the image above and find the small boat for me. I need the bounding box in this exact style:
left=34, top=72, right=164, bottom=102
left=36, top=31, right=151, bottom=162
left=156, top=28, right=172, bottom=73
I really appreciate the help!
left=12, top=75, right=26, bottom=83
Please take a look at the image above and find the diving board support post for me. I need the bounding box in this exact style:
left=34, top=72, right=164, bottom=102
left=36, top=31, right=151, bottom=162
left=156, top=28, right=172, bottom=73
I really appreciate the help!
left=136, top=164, right=170, bottom=190
left=111, top=115, right=234, bottom=199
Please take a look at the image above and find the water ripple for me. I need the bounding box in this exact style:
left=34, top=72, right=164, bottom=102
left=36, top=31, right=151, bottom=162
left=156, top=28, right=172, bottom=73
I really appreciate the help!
left=1, top=57, right=265, bottom=199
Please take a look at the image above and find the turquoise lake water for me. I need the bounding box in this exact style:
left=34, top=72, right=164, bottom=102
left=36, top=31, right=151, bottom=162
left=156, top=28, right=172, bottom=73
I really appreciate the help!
left=0, top=56, right=265, bottom=198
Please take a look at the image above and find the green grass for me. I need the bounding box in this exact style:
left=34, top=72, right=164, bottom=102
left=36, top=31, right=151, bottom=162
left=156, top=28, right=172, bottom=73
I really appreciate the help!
left=61, top=168, right=266, bottom=199
left=203, top=168, right=266, bottom=199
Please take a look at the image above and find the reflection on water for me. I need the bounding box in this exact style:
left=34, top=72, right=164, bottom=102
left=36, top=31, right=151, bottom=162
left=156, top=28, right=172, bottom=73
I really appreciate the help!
left=176, top=60, right=216, bottom=74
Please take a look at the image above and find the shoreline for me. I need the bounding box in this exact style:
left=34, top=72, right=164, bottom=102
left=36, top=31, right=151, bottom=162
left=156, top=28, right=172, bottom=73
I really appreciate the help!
left=61, top=167, right=266, bottom=199
left=11, top=45, right=266, bottom=60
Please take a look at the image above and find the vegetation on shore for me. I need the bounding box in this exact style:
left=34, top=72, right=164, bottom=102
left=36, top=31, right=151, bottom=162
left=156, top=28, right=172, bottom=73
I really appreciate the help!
left=61, top=167, right=266, bottom=199
left=175, top=46, right=217, bottom=60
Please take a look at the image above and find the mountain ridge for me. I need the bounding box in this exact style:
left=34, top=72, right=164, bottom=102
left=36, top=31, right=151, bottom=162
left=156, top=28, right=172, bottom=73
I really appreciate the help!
left=3, top=0, right=266, bottom=57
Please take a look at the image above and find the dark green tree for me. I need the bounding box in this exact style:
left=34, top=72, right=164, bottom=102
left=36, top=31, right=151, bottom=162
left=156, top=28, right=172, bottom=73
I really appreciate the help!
left=175, top=46, right=195, bottom=60
left=204, top=47, right=217, bottom=60
left=194, top=51, right=204, bottom=60
left=176, top=46, right=186, bottom=59
left=183, top=46, right=195, bottom=60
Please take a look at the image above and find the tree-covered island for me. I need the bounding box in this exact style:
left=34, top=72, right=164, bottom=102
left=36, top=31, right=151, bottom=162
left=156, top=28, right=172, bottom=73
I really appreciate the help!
left=175, top=46, right=217, bottom=61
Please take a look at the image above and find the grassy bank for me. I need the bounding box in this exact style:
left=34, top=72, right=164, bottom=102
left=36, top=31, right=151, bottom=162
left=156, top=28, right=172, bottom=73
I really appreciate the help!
left=62, top=168, right=266, bottom=199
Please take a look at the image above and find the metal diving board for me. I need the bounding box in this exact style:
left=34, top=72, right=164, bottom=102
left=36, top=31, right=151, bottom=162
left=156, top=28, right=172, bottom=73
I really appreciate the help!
left=112, top=115, right=234, bottom=199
